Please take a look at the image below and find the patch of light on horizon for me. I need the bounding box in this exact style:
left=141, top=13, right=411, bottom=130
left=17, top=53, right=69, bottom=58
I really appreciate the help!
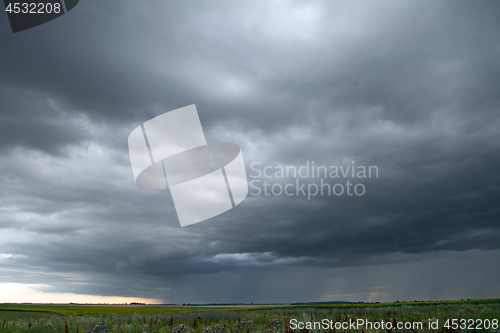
left=0, top=283, right=162, bottom=304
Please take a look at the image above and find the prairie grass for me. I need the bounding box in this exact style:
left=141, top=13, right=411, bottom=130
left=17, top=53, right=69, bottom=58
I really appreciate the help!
left=0, top=299, right=498, bottom=333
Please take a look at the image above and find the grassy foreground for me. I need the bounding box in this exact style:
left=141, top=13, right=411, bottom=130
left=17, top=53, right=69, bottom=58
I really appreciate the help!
left=0, top=299, right=498, bottom=333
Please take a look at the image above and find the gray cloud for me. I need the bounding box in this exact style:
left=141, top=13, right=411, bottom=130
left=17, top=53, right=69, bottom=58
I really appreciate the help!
left=0, top=0, right=499, bottom=303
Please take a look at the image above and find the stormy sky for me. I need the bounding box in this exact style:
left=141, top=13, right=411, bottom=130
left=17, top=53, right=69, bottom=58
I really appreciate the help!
left=0, top=0, right=499, bottom=303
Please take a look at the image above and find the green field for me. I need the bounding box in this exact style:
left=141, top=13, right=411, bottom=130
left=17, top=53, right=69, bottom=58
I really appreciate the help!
left=0, top=299, right=499, bottom=332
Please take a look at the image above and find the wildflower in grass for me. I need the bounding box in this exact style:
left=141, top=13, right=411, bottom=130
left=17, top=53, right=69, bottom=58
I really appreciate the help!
left=234, top=319, right=254, bottom=332
left=262, top=317, right=284, bottom=333
left=86, top=323, right=110, bottom=333
left=203, top=323, right=227, bottom=333
left=173, top=323, right=187, bottom=333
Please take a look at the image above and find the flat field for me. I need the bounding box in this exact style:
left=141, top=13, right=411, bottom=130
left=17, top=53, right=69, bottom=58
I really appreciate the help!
left=0, top=298, right=498, bottom=333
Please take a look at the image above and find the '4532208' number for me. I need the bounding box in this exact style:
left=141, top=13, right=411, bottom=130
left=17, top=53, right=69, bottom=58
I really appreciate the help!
left=6, top=2, right=61, bottom=14
left=444, top=318, right=498, bottom=330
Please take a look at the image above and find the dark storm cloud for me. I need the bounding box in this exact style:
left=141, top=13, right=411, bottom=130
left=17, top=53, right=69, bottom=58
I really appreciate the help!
left=0, top=0, right=499, bottom=303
